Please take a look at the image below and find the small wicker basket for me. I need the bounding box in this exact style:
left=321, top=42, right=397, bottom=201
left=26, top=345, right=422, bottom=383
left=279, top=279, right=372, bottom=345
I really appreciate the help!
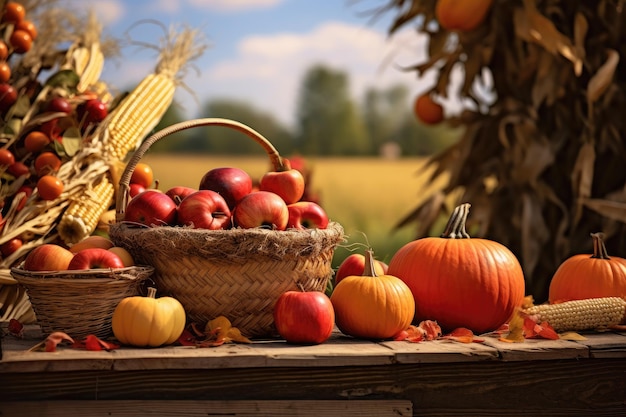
left=10, top=266, right=153, bottom=339
left=108, top=118, right=345, bottom=338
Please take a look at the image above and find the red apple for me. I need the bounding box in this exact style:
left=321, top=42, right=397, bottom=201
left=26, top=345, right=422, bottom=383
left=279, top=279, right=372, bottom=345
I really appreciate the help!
left=335, top=253, right=389, bottom=285
left=177, top=190, right=231, bottom=230
left=124, top=189, right=177, bottom=227
left=68, top=247, right=125, bottom=270
left=1, top=237, right=22, bottom=257
left=259, top=166, right=305, bottom=205
left=273, top=290, right=335, bottom=344
left=165, top=186, right=197, bottom=205
left=199, top=167, right=252, bottom=209
left=233, top=191, right=289, bottom=230
left=23, top=244, right=74, bottom=271
left=129, top=183, right=146, bottom=198
left=287, top=201, right=329, bottom=229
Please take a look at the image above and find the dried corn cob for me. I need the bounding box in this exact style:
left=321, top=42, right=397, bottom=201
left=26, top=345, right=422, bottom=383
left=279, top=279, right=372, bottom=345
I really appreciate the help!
left=102, top=25, right=207, bottom=161
left=75, top=42, right=104, bottom=93
left=57, top=176, right=115, bottom=244
left=523, top=297, right=626, bottom=332
left=104, top=72, right=175, bottom=161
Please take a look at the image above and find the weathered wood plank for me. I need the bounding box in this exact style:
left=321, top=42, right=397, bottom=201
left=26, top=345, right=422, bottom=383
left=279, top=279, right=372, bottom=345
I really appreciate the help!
left=0, top=400, right=413, bottom=417
left=575, top=331, right=626, bottom=358
left=1, top=358, right=624, bottom=415
left=481, top=337, right=589, bottom=361
left=380, top=339, right=500, bottom=363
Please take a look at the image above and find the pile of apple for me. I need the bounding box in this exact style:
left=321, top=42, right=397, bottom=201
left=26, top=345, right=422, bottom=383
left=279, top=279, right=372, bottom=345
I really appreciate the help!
left=21, top=235, right=135, bottom=272
left=124, top=163, right=330, bottom=231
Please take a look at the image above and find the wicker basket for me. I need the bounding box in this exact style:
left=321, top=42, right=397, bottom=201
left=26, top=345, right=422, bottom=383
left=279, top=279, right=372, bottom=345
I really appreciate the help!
left=108, top=118, right=345, bottom=338
left=10, top=266, right=153, bottom=339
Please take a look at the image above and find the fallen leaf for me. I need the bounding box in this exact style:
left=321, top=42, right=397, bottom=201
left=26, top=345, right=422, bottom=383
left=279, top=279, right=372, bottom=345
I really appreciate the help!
left=499, top=310, right=525, bottom=343
left=29, top=332, right=74, bottom=352
left=179, top=316, right=252, bottom=348
left=559, top=331, right=587, bottom=341
left=8, top=319, right=23, bottom=338
left=442, top=327, right=485, bottom=343
left=419, top=320, right=442, bottom=340
left=72, top=335, right=120, bottom=351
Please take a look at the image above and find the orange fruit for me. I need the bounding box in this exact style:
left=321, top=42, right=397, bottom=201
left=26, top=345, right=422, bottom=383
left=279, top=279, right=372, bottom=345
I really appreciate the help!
left=37, top=175, right=64, bottom=201
left=435, top=0, right=494, bottom=32
left=414, top=94, right=444, bottom=125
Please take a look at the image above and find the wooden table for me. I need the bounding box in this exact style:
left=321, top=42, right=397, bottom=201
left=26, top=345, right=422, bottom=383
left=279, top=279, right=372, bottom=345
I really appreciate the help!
left=1, top=324, right=625, bottom=417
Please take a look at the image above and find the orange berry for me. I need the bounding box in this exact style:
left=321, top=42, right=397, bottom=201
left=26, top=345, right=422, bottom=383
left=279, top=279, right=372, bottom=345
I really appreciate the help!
left=2, top=2, right=25, bottom=24
left=37, top=175, right=64, bottom=201
left=24, top=131, right=51, bottom=153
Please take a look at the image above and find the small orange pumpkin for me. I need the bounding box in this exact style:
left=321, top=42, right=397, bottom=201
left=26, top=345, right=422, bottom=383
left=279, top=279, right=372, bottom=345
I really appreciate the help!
left=549, top=232, right=626, bottom=303
left=331, top=249, right=415, bottom=340
left=388, top=203, right=526, bottom=334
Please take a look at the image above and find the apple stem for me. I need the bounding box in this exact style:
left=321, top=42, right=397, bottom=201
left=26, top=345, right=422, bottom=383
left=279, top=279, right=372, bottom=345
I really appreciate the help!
left=147, top=287, right=157, bottom=299
left=364, top=249, right=378, bottom=277
left=296, top=282, right=306, bottom=292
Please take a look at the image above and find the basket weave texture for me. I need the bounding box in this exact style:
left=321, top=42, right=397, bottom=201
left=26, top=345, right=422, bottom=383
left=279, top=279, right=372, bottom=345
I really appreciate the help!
left=10, top=266, right=153, bottom=339
left=109, top=222, right=344, bottom=338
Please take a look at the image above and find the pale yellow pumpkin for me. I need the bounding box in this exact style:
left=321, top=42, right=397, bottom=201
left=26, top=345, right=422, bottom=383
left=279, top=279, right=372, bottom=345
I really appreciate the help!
left=112, top=287, right=186, bottom=347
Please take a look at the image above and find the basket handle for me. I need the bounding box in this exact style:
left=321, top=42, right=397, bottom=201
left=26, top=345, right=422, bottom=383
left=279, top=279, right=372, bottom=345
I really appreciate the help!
left=115, top=118, right=288, bottom=222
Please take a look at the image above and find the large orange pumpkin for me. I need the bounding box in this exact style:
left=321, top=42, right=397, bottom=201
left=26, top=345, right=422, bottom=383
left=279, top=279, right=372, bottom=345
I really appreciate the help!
left=549, top=232, right=626, bottom=303
left=387, top=203, right=526, bottom=334
left=435, top=0, right=494, bottom=32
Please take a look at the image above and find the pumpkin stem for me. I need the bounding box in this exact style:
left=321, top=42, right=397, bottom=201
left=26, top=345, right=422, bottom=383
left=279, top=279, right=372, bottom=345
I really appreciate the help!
left=590, top=232, right=610, bottom=260
left=441, top=203, right=471, bottom=239
left=147, top=287, right=157, bottom=299
left=364, top=249, right=378, bottom=277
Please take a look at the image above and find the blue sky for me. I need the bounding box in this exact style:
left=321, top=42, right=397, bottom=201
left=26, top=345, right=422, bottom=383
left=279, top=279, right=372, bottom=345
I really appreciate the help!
left=67, top=0, right=434, bottom=128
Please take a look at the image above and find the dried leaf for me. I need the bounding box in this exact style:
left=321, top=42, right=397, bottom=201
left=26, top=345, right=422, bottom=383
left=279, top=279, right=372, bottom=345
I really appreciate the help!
left=581, top=198, right=626, bottom=223
left=29, top=332, right=75, bottom=352
left=587, top=49, right=619, bottom=103
left=571, top=142, right=596, bottom=226
left=499, top=310, right=525, bottom=343
left=559, top=331, right=587, bottom=341
left=573, top=12, right=588, bottom=75
left=8, top=319, right=23, bottom=338
left=442, top=327, right=484, bottom=343
left=516, top=0, right=582, bottom=70
left=72, top=335, right=120, bottom=351
left=521, top=193, right=549, bottom=280
left=400, top=320, right=442, bottom=343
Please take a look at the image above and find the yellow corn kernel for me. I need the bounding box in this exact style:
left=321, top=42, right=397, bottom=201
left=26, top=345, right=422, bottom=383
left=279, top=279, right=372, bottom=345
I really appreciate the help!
left=104, top=73, right=175, bottom=161
left=58, top=176, right=115, bottom=244
left=523, top=297, right=626, bottom=332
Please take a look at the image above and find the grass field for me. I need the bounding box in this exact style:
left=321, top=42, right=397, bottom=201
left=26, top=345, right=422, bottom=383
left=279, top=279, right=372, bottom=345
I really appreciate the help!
left=141, top=154, right=448, bottom=268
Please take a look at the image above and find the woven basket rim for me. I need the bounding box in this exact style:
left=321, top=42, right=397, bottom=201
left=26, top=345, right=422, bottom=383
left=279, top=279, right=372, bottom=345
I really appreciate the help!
left=109, top=221, right=345, bottom=263
left=10, top=265, right=154, bottom=281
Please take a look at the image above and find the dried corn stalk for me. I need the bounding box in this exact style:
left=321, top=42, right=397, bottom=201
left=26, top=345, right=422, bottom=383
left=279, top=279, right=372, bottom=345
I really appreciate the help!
left=378, top=0, right=626, bottom=301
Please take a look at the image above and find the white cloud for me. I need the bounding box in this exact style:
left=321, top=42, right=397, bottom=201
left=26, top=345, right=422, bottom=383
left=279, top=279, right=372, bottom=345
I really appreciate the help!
left=186, top=0, right=284, bottom=12
left=196, top=21, right=431, bottom=127
left=81, top=0, right=125, bottom=25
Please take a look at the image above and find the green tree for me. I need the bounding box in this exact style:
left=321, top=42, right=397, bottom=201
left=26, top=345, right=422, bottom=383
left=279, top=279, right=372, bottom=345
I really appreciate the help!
left=295, top=65, right=369, bottom=155
left=172, top=99, right=294, bottom=155
left=363, top=84, right=461, bottom=156
left=149, top=102, right=188, bottom=153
